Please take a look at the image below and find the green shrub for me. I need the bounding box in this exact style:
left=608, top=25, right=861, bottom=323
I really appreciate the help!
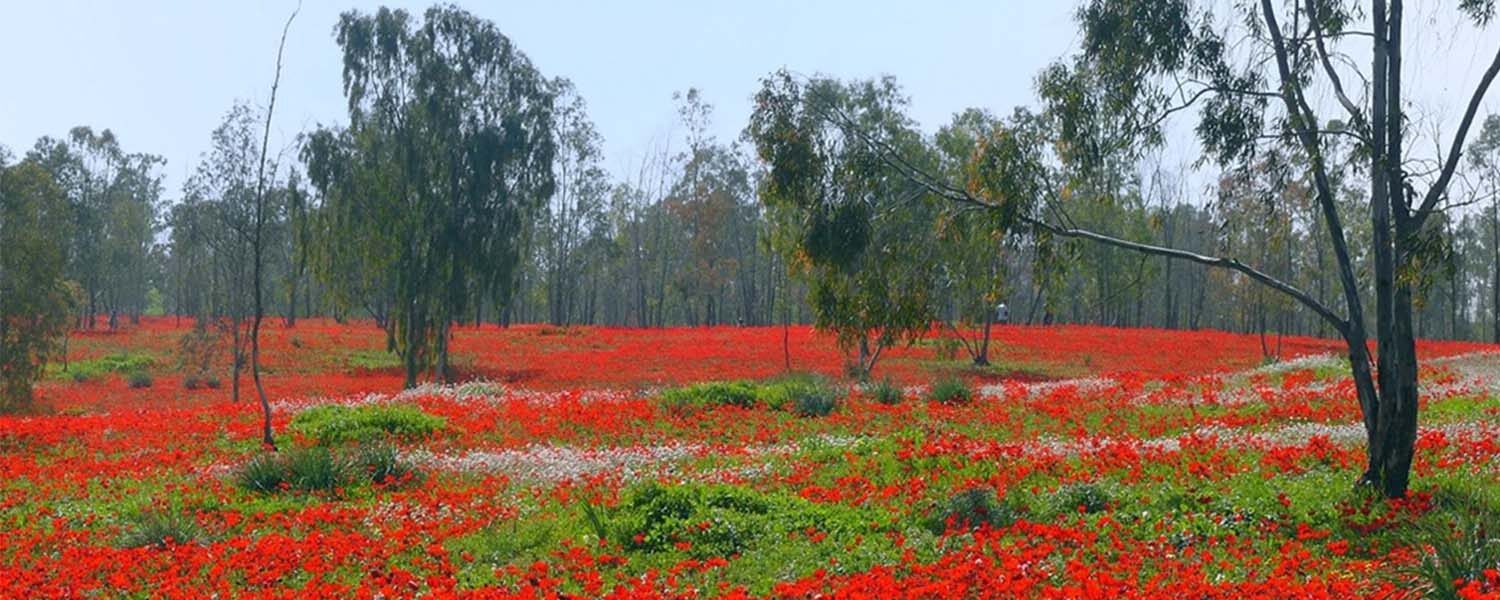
left=236, top=452, right=287, bottom=493
left=354, top=441, right=421, bottom=486
left=929, top=487, right=1015, bottom=533
left=126, top=371, right=153, bottom=389
left=658, top=381, right=759, bottom=413
left=54, top=353, right=155, bottom=382
left=1401, top=489, right=1500, bottom=600
left=610, top=482, right=873, bottom=559
left=290, top=403, right=446, bottom=446
left=866, top=379, right=903, bottom=405
left=118, top=509, right=203, bottom=549
left=284, top=446, right=355, bottom=492
left=1053, top=482, right=1112, bottom=515
left=791, top=386, right=839, bottom=417
left=928, top=377, right=972, bottom=405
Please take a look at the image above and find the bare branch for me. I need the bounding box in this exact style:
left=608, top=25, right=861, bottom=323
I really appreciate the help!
left=1413, top=40, right=1500, bottom=224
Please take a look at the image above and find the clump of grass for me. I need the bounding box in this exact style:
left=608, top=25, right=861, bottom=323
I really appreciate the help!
left=126, top=371, right=153, bottom=389
left=1401, top=486, right=1500, bottom=599
left=1052, top=482, right=1112, bottom=515
left=791, top=386, right=840, bottom=417
left=236, top=452, right=287, bottom=493
left=354, top=441, right=422, bottom=486
left=183, top=375, right=222, bottom=390
left=118, top=508, right=204, bottom=549
left=929, top=487, right=1015, bottom=534
left=659, top=381, right=759, bottom=413
left=290, top=403, right=446, bottom=446
left=659, top=375, right=843, bottom=417
left=285, top=446, right=354, bottom=492
left=866, top=379, right=903, bottom=405
left=928, top=377, right=972, bottom=405
left=236, top=446, right=357, bottom=494
left=54, top=352, right=156, bottom=382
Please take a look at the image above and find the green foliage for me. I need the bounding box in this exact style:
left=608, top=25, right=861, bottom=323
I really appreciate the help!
left=929, top=487, right=1016, bottom=533
left=866, top=379, right=904, bottom=405
left=0, top=158, right=75, bottom=411
left=747, top=72, right=946, bottom=376
left=118, top=508, right=204, bottom=549
left=658, top=375, right=842, bottom=417
left=53, top=353, right=155, bottom=382
left=353, top=441, right=422, bottom=486
left=1401, top=487, right=1500, bottom=599
left=927, top=377, right=973, bottom=405
left=1052, top=482, right=1113, bottom=515
left=658, top=381, right=759, bottom=413
left=126, top=370, right=153, bottom=389
left=304, top=5, right=557, bottom=387
left=283, top=446, right=354, bottom=493
left=609, top=482, right=876, bottom=559
left=235, top=453, right=287, bottom=494
left=289, top=403, right=446, bottom=446
left=236, top=446, right=356, bottom=495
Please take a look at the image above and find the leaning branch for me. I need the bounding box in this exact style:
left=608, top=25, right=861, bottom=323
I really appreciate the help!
left=1021, top=216, right=1350, bottom=335
left=1413, top=39, right=1500, bottom=224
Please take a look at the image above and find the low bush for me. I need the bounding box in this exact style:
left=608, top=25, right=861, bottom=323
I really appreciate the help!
left=660, top=375, right=842, bottom=417
left=235, top=446, right=357, bottom=494
left=55, top=353, right=155, bottom=382
left=866, top=379, right=903, bottom=405
left=1402, top=487, right=1500, bottom=599
left=658, top=381, right=758, bottom=413
left=929, top=487, right=1016, bottom=534
left=610, top=482, right=875, bottom=559
left=289, top=403, right=446, bottom=446
left=118, top=509, right=203, bottom=549
left=354, top=441, right=421, bottom=486
left=1052, top=482, right=1112, bottom=515
left=928, top=377, right=972, bottom=405
left=126, top=371, right=153, bottom=389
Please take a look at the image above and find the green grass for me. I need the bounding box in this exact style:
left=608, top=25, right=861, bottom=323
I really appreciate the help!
left=289, top=403, right=447, bottom=446
left=47, top=353, right=156, bottom=382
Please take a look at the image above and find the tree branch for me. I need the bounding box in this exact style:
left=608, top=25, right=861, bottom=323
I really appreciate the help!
left=1020, top=215, right=1349, bottom=335
left=1413, top=40, right=1500, bottom=225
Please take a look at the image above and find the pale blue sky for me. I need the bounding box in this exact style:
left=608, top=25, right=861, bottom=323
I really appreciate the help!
left=2, top=1, right=1498, bottom=200
left=0, top=1, right=1076, bottom=194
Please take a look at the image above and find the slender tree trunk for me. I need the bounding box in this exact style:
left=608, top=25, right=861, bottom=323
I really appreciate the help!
left=250, top=6, right=296, bottom=450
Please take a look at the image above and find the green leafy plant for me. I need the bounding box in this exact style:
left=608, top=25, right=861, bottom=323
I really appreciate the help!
left=354, top=441, right=421, bottom=486
left=126, top=370, right=153, bottom=389
left=289, top=403, right=446, bottom=445
left=928, top=377, right=972, bottom=405
left=929, top=487, right=1015, bottom=533
left=866, top=379, right=903, bottom=405
left=118, top=508, right=204, bottom=549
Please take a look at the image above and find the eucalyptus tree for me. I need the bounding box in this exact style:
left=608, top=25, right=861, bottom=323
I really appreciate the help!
left=27, top=128, right=163, bottom=330
left=303, top=5, right=557, bottom=387
left=540, top=78, right=610, bottom=326
left=753, top=0, right=1500, bottom=497
left=0, top=152, right=75, bottom=411
left=666, top=89, right=755, bottom=326
left=748, top=74, right=948, bottom=377
left=1469, top=114, right=1500, bottom=343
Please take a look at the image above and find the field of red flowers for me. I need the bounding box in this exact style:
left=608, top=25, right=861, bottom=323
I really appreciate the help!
left=2, top=319, right=1497, bottom=598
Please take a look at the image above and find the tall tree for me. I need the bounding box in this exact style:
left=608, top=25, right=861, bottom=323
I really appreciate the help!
left=749, top=74, right=948, bottom=376
left=0, top=151, right=75, bottom=411
left=303, top=5, right=557, bottom=387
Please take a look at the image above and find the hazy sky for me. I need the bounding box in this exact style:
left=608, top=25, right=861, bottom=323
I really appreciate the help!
left=0, top=1, right=1075, bottom=194
left=2, top=1, right=1498, bottom=200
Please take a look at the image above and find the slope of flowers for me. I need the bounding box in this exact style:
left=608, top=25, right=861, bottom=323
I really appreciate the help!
left=2, top=319, right=1496, bottom=598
